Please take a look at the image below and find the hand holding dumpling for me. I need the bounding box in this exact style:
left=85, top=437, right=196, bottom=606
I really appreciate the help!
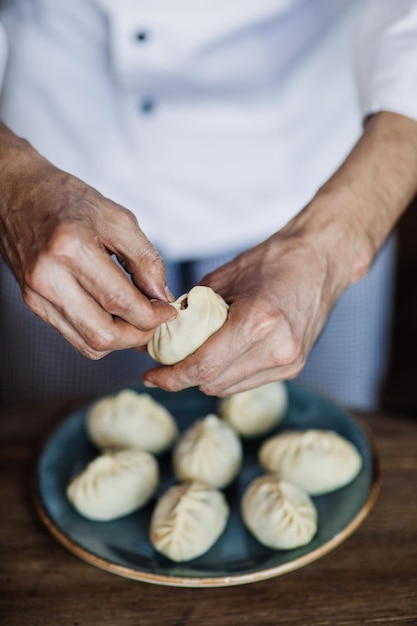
left=147, top=286, right=229, bottom=365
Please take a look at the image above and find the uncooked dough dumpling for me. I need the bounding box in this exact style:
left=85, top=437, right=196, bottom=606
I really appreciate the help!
left=259, top=429, right=362, bottom=495
left=241, top=475, right=318, bottom=550
left=67, top=448, right=159, bottom=521
left=219, top=381, right=288, bottom=438
left=147, top=286, right=229, bottom=365
left=173, top=414, right=242, bottom=489
left=85, top=389, right=178, bottom=455
left=150, top=481, right=230, bottom=561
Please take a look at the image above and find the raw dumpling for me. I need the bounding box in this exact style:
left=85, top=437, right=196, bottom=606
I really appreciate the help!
left=173, top=414, right=242, bottom=489
left=219, top=381, right=288, bottom=438
left=67, top=448, right=159, bottom=521
left=259, top=429, right=362, bottom=495
left=85, top=389, right=178, bottom=455
left=150, top=481, right=230, bottom=561
left=147, top=286, right=229, bottom=365
left=241, top=475, right=318, bottom=550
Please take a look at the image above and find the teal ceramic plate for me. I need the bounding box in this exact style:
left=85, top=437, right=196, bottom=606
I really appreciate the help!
left=34, top=382, right=380, bottom=587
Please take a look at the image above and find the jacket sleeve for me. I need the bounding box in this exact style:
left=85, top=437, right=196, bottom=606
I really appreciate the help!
left=355, top=0, right=417, bottom=121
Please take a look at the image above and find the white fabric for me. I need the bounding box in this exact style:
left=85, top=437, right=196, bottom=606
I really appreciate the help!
left=0, top=0, right=364, bottom=259
left=0, top=1, right=415, bottom=408
left=1, top=1, right=416, bottom=259
left=355, top=0, right=417, bottom=121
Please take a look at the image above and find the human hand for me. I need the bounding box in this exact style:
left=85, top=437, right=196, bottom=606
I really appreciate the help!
left=0, top=130, right=175, bottom=359
left=143, top=111, right=417, bottom=396
left=142, top=218, right=361, bottom=396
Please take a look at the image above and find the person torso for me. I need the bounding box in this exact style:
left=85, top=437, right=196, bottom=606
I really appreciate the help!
left=0, top=0, right=362, bottom=259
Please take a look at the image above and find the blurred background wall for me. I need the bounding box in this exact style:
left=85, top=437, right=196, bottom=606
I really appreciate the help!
left=382, top=199, right=417, bottom=415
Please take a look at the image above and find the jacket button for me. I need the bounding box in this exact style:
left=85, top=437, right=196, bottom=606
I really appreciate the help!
left=140, top=98, right=156, bottom=114
left=135, top=31, right=149, bottom=43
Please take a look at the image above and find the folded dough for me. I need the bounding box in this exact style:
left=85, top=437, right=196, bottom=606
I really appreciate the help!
left=241, top=475, right=318, bottom=550
left=86, top=389, right=178, bottom=455
left=67, top=448, right=159, bottom=521
left=173, top=414, right=242, bottom=489
left=259, top=429, right=362, bottom=495
left=148, top=286, right=229, bottom=365
left=219, top=381, right=288, bottom=438
left=150, top=481, right=230, bottom=561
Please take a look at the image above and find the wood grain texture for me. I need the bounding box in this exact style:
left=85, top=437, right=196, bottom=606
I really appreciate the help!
left=1, top=400, right=417, bottom=626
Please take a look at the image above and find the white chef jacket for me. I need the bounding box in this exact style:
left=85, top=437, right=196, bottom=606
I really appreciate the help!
left=0, top=0, right=417, bottom=261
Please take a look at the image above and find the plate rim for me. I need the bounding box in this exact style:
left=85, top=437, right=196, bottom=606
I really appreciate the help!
left=32, top=389, right=381, bottom=588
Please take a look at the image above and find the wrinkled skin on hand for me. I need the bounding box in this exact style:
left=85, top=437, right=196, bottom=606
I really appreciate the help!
left=144, top=111, right=417, bottom=397
left=143, top=226, right=353, bottom=397
left=0, top=143, right=175, bottom=359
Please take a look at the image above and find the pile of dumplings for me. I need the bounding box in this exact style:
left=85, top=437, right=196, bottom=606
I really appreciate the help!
left=66, top=382, right=363, bottom=563
left=67, top=389, right=178, bottom=522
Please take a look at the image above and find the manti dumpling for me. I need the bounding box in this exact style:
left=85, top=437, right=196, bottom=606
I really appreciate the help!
left=173, top=414, right=242, bottom=489
left=85, top=389, right=178, bottom=455
left=259, top=429, right=362, bottom=495
left=67, top=448, right=159, bottom=521
left=147, top=286, right=229, bottom=365
left=219, top=381, right=288, bottom=438
left=241, top=475, right=318, bottom=550
left=150, top=481, right=230, bottom=561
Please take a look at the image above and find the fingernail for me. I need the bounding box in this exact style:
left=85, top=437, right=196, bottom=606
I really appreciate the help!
left=143, top=379, right=157, bottom=388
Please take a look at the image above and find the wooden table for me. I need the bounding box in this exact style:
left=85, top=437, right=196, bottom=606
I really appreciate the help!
left=1, top=398, right=417, bottom=625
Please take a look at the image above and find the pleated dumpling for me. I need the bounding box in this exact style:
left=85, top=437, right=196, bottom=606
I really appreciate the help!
left=66, top=448, right=159, bottom=521
left=147, top=286, right=229, bottom=365
left=259, top=429, right=362, bottom=495
left=241, top=475, right=317, bottom=549
left=85, top=389, right=178, bottom=455
left=173, top=414, right=242, bottom=489
left=219, top=381, right=288, bottom=438
left=150, top=482, right=230, bottom=561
